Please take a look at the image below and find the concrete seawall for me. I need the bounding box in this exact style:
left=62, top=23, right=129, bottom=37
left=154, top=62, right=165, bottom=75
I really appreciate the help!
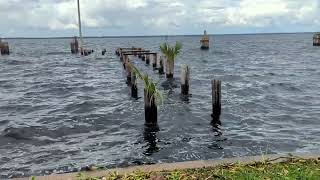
left=14, top=153, right=320, bottom=180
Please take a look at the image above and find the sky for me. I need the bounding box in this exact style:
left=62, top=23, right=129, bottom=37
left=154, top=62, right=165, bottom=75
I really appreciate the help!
left=0, top=0, right=319, bottom=37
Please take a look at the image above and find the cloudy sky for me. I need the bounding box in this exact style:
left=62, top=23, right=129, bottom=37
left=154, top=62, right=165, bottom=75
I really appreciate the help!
left=0, top=0, right=319, bottom=37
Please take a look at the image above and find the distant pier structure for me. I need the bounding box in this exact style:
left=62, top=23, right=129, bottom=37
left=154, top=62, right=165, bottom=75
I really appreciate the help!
left=313, top=33, right=320, bottom=46
left=0, top=38, right=10, bottom=55
left=200, top=30, right=209, bottom=50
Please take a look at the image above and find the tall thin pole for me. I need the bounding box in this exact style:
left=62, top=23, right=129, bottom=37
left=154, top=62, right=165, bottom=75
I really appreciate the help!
left=77, top=0, right=83, bottom=52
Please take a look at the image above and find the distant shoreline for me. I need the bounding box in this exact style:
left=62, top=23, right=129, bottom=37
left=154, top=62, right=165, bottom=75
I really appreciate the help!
left=2, top=32, right=315, bottom=39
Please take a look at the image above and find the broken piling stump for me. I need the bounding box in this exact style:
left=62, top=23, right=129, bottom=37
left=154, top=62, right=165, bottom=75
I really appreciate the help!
left=165, top=59, right=174, bottom=78
left=0, top=42, right=10, bottom=55
left=131, top=71, right=138, bottom=98
left=102, top=49, right=106, bottom=55
left=211, top=79, right=221, bottom=124
left=123, top=55, right=129, bottom=69
left=70, top=36, right=79, bottom=54
left=0, top=38, right=10, bottom=55
left=126, top=61, right=132, bottom=85
left=181, top=65, right=190, bottom=95
left=146, top=54, right=150, bottom=65
left=159, top=56, right=164, bottom=74
left=152, top=54, right=157, bottom=69
left=313, top=33, right=320, bottom=46
left=144, top=89, right=157, bottom=126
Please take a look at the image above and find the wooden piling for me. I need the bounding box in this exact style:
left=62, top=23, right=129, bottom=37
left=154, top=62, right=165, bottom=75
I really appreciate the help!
left=142, top=54, right=146, bottom=61
left=180, top=65, right=190, bottom=95
left=70, top=36, right=79, bottom=54
left=146, top=54, right=150, bottom=65
left=159, top=56, right=164, bottom=74
left=123, top=55, right=128, bottom=69
left=131, top=71, right=138, bottom=98
left=144, top=89, right=157, bottom=126
left=126, top=60, right=132, bottom=85
left=0, top=42, right=10, bottom=55
left=211, top=80, right=221, bottom=124
left=152, top=54, right=157, bottom=69
left=313, top=33, right=320, bottom=46
left=165, top=59, right=174, bottom=78
left=102, top=49, right=106, bottom=55
left=120, top=51, right=124, bottom=61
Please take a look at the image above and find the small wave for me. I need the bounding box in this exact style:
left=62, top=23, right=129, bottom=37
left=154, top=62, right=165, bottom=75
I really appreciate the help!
left=46, top=52, right=69, bottom=55
left=270, top=82, right=302, bottom=92
left=4, top=59, right=31, bottom=65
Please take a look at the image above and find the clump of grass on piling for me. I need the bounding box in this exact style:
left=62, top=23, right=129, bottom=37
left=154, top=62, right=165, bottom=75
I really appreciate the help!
left=129, top=63, right=163, bottom=105
left=160, top=42, right=182, bottom=79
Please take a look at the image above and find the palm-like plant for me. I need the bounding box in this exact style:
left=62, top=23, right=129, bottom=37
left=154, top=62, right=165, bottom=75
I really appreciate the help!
left=129, top=64, right=162, bottom=125
left=160, top=42, right=182, bottom=78
left=129, top=64, right=163, bottom=105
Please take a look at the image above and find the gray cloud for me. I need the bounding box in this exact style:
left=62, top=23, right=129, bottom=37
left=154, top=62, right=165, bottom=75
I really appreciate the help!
left=0, top=0, right=319, bottom=37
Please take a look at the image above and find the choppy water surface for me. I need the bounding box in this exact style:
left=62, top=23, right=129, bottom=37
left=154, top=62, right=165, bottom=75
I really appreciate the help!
left=0, top=33, right=319, bottom=178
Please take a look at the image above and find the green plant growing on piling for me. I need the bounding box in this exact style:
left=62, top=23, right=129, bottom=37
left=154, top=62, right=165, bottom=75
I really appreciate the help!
left=129, top=63, right=163, bottom=104
left=160, top=42, right=182, bottom=79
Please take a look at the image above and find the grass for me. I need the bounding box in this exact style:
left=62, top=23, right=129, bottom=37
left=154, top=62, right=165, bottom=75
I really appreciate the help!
left=129, top=63, right=163, bottom=105
left=70, top=157, right=320, bottom=180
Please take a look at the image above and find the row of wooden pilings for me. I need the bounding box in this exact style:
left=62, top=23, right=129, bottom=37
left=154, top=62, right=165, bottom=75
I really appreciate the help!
left=115, top=47, right=222, bottom=127
left=0, top=38, right=10, bottom=55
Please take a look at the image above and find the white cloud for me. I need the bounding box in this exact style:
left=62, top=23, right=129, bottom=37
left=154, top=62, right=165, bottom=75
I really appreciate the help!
left=0, top=0, right=319, bottom=37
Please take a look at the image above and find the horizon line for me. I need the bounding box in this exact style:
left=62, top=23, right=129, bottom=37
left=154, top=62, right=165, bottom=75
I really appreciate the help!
left=1, top=31, right=315, bottom=39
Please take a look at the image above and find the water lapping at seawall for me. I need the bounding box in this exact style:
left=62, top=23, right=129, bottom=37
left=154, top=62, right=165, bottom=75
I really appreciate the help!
left=0, top=34, right=319, bottom=178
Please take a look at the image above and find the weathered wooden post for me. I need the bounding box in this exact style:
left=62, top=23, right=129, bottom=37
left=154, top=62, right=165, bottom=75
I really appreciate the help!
left=180, top=65, right=190, bottom=95
left=126, top=60, right=132, bottom=85
left=70, top=36, right=79, bottom=54
left=142, top=54, right=146, bottom=61
left=120, top=51, right=124, bottom=61
left=211, top=79, right=221, bottom=124
left=102, top=48, right=106, bottom=55
left=131, top=71, right=138, bottom=98
left=159, top=56, right=164, bottom=74
left=152, top=54, right=157, bottom=69
left=313, top=33, right=320, bottom=46
left=123, top=55, right=128, bottom=69
left=165, top=59, right=174, bottom=78
left=146, top=54, right=150, bottom=65
left=0, top=41, right=10, bottom=55
left=144, top=89, right=157, bottom=126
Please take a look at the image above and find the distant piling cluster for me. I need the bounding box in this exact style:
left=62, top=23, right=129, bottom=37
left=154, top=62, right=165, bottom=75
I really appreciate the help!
left=0, top=38, right=10, bottom=55
left=69, top=36, right=94, bottom=56
left=115, top=46, right=222, bottom=128
left=70, top=36, right=79, bottom=54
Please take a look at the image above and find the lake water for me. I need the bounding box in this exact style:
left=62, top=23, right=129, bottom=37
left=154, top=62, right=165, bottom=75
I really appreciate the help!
left=0, top=33, right=319, bottom=178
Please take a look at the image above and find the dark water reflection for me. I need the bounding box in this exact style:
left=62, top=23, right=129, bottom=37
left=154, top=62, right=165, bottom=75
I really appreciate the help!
left=0, top=33, right=319, bottom=178
left=143, top=125, right=160, bottom=156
